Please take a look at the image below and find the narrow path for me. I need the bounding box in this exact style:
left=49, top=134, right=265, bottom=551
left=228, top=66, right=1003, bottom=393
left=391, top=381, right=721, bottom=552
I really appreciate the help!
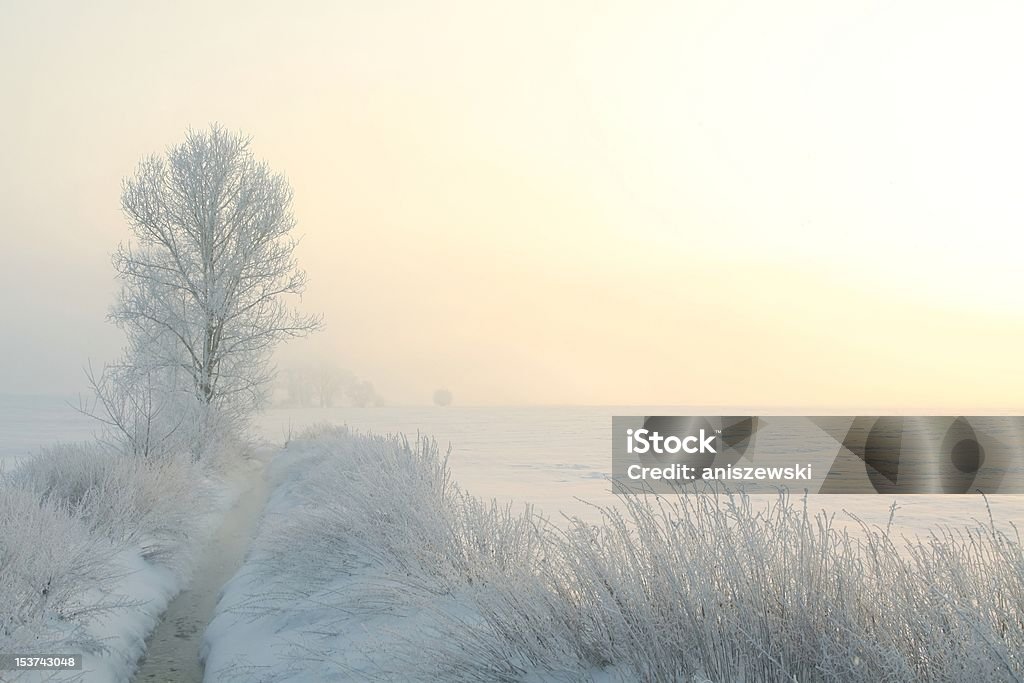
left=132, top=446, right=274, bottom=683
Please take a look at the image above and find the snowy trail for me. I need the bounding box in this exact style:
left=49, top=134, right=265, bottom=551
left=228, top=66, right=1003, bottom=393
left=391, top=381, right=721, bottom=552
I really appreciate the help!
left=132, top=446, right=275, bottom=683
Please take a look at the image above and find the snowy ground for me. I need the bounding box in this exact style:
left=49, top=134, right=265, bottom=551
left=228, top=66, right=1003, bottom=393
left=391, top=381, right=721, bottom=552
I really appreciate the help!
left=200, top=442, right=420, bottom=681
left=61, top=552, right=182, bottom=683
left=133, top=449, right=272, bottom=682
left=201, top=431, right=546, bottom=682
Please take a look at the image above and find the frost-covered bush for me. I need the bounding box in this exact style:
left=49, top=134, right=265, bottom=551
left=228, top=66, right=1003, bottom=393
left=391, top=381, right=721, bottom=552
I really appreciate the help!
left=0, top=486, right=123, bottom=657
left=422, top=490, right=1024, bottom=682
left=241, top=427, right=542, bottom=618
left=83, top=358, right=250, bottom=464
left=0, top=433, right=231, bottom=678
left=9, top=442, right=214, bottom=576
left=226, top=426, right=1024, bottom=682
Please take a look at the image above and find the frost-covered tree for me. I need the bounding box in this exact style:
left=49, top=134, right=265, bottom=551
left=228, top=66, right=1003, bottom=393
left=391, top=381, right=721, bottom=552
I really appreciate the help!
left=111, top=125, right=321, bottom=415
left=432, top=388, right=453, bottom=407
left=313, top=362, right=354, bottom=408
left=347, top=379, right=378, bottom=408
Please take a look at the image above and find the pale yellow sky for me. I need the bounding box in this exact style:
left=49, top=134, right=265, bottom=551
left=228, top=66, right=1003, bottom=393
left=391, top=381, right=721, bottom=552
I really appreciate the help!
left=2, top=0, right=1023, bottom=407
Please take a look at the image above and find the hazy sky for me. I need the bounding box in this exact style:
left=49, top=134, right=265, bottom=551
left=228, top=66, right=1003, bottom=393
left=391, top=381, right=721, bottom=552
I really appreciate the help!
left=3, top=0, right=1024, bottom=408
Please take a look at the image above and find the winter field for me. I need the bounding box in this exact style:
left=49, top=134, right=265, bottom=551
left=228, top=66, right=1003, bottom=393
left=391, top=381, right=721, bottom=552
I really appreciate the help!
left=3, top=396, right=1024, bottom=681
left=253, top=404, right=1024, bottom=536
left=8, top=397, right=1024, bottom=535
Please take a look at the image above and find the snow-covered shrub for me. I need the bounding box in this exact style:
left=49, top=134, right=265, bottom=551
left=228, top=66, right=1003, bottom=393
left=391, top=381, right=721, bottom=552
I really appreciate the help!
left=422, top=489, right=1024, bottom=682
left=9, top=442, right=214, bottom=576
left=83, top=358, right=249, bottom=465
left=217, top=426, right=1024, bottom=682
left=206, top=426, right=548, bottom=681
left=240, top=427, right=542, bottom=619
left=0, top=486, right=124, bottom=657
left=190, top=407, right=250, bottom=470
left=0, top=427, right=237, bottom=681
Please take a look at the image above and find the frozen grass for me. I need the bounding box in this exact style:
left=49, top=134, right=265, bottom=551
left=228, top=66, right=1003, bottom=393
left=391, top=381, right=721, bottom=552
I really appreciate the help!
left=436, top=492, right=1024, bottom=682
left=10, top=442, right=214, bottom=575
left=209, top=425, right=1024, bottom=682
left=1, top=440, right=232, bottom=681
left=0, top=486, right=124, bottom=658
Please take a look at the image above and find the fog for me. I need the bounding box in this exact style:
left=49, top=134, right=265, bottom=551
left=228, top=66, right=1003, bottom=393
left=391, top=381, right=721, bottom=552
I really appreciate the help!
left=3, top=0, right=1024, bottom=407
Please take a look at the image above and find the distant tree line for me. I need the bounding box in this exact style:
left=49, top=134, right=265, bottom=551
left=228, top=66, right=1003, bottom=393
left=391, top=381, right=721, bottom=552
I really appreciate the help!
left=279, top=363, right=382, bottom=408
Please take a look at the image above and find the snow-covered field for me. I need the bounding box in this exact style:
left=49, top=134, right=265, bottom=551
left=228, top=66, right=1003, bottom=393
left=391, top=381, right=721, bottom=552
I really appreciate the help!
left=255, top=404, right=1024, bottom=535
left=6, top=397, right=1023, bottom=535
left=0, top=395, right=97, bottom=471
